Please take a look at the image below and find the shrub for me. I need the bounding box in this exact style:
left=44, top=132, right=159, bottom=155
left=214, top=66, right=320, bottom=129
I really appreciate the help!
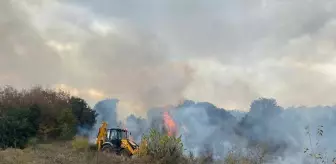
left=0, top=107, right=38, bottom=149
left=57, top=108, right=77, bottom=140
left=137, top=129, right=185, bottom=164
left=0, top=85, right=97, bottom=142
left=302, top=125, right=336, bottom=164
left=223, top=146, right=266, bottom=164
left=69, top=97, right=97, bottom=128
left=198, top=144, right=214, bottom=164
left=27, top=137, right=39, bottom=150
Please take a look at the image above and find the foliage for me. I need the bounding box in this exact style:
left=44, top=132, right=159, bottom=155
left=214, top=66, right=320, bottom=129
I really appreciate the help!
left=70, top=97, right=97, bottom=129
left=0, top=85, right=97, bottom=148
left=137, top=128, right=185, bottom=164
left=27, top=137, right=38, bottom=150
left=224, top=146, right=266, bottom=164
left=249, top=97, right=283, bottom=117
left=0, top=104, right=43, bottom=149
left=0, top=110, right=36, bottom=149
left=303, top=125, right=336, bottom=164
left=235, top=97, right=288, bottom=156
left=57, top=108, right=77, bottom=140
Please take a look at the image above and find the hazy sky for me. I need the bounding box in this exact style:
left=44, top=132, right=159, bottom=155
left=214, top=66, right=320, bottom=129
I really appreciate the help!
left=2, top=0, right=336, bottom=117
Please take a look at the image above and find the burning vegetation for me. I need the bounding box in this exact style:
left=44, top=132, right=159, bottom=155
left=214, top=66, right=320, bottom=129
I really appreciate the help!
left=2, top=85, right=336, bottom=164
left=163, top=111, right=177, bottom=136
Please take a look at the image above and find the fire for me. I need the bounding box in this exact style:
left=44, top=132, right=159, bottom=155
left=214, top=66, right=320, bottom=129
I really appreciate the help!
left=163, top=111, right=177, bottom=136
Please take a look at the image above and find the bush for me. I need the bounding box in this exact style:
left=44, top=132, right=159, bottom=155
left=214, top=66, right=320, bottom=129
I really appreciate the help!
left=0, top=107, right=39, bottom=149
left=27, top=137, right=39, bottom=150
left=0, top=85, right=97, bottom=143
left=137, top=129, right=185, bottom=164
left=57, top=108, right=77, bottom=140
left=69, top=97, right=97, bottom=128
left=223, top=146, right=266, bottom=164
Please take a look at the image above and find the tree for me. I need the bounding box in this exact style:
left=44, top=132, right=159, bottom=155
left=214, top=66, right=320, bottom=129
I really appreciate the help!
left=28, top=104, right=41, bottom=134
left=70, top=96, right=97, bottom=129
left=235, top=98, right=287, bottom=156
left=0, top=85, right=97, bottom=146
left=249, top=98, right=283, bottom=118
left=57, top=108, right=77, bottom=140
left=0, top=107, right=37, bottom=149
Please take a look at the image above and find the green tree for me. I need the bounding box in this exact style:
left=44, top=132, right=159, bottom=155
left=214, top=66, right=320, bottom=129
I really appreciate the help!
left=57, top=108, right=77, bottom=140
left=28, top=104, right=41, bottom=133
left=70, top=97, right=97, bottom=129
left=0, top=107, right=37, bottom=149
left=0, top=85, right=97, bottom=146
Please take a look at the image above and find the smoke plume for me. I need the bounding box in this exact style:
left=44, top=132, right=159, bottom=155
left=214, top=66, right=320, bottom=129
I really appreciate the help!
left=83, top=99, right=118, bottom=142
left=118, top=98, right=336, bottom=163
left=3, top=0, right=336, bottom=163
left=3, top=0, right=336, bottom=112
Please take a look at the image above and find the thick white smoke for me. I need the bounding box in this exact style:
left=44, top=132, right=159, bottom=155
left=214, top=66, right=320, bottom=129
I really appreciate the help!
left=117, top=98, right=336, bottom=163
left=3, top=0, right=336, bottom=163
left=80, top=99, right=119, bottom=143
left=78, top=98, right=336, bottom=163
left=3, top=0, right=336, bottom=112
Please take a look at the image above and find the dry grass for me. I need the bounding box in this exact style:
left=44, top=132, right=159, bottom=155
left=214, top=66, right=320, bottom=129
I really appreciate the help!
left=0, top=142, right=154, bottom=164
left=71, top=136, right=90, bottom=151
left=0, top=141, right=266, bottom=164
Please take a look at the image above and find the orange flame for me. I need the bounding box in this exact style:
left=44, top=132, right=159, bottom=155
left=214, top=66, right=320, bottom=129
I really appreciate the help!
left=163, top=111, right=177, bottom=136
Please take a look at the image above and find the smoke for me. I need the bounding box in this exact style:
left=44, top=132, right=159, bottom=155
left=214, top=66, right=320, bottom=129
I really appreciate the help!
left=75, top=96, right=336, bottom=163
left=1, top=0, right=193, bottom=116
left=97, top=98, right=336, bottom=164
left=81, top=97, right=336, bottom=163
left=68, top=0, right=336, bottom=110
left=84, top=99, right=118, bottom=142
left=3, top=0, right=336, bottom=112
left=0, top=0, right=62, bottom=87
left=4, top=0, right=336, bottom=163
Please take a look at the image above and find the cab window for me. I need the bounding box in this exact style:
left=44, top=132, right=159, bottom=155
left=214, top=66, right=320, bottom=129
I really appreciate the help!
left=110, top=130, right=118, bottom=140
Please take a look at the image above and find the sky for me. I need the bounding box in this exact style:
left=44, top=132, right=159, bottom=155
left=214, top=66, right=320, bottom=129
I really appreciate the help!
left=2, top=0, right=336, bottom=118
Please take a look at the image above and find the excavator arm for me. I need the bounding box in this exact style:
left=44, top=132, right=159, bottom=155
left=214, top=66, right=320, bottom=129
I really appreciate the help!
left=96, top=121, right=108, bottom=151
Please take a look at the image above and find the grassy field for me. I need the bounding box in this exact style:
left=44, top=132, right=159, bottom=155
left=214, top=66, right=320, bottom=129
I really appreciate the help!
left=0, top=141, right=153, bottom=164
left=0, top=138, right=266, bottom=164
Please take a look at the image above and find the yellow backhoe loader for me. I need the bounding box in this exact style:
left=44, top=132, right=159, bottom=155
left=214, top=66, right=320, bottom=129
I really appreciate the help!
left=96, top=121, right=140, bottom=157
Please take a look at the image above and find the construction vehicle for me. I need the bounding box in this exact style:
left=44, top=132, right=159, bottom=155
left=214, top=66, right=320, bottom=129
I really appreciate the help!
left=96, top=121, right=140, bottom=157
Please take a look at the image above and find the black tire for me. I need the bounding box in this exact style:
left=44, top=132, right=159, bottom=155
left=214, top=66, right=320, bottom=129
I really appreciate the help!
left=120, top=148, right=132, bottom=158
left=101, top=144, right=117, bottom=156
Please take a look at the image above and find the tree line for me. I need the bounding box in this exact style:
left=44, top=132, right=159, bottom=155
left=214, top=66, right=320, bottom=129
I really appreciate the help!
left=0, top=85, right=97, bottom=149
